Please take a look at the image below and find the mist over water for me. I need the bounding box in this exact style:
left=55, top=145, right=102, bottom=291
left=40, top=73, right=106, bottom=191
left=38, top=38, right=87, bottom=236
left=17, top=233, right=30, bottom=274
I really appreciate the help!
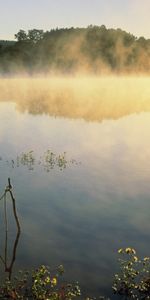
left=1, top=26, right=150, bottom=75
left=0, top=76, right=150, bottom=121
left=0, top=76, right=150, bottom=297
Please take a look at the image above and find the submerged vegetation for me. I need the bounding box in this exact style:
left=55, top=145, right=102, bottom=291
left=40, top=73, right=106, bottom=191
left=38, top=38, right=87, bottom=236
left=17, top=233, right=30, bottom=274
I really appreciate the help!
left=0, top=25, right=150, bottom=75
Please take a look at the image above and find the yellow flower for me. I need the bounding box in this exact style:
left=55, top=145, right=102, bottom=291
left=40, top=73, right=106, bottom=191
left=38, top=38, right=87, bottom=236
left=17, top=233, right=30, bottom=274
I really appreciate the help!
left=125, top=248, right=136, bottom=254
left=125, top=248, right=131, bottom=253
left=118, top=248, right=123, bottom=254
left=131, top=248, right=136, bottom=254
left=144, top=257, right=150, bottom=261
left=133, top=256, right=138, bottom=262
left=51, top=277, right=57, bottom=285
left=45, top=276, right=51, bottom=283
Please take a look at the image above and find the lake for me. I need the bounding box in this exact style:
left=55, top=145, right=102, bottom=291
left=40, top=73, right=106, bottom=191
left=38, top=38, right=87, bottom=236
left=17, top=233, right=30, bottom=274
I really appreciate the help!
left=0, top=77, right=150, bottom=298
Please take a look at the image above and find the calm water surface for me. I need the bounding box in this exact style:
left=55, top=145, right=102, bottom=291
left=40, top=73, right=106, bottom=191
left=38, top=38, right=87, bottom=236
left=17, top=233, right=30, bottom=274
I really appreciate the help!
left=0, top=77, right=150, bottom=297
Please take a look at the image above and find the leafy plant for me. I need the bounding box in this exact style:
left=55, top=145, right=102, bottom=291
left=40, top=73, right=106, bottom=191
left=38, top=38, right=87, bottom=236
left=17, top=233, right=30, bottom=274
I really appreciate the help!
left=113, top=247, right=150, bottom=299
left=0, top=264, right=82, bottom=300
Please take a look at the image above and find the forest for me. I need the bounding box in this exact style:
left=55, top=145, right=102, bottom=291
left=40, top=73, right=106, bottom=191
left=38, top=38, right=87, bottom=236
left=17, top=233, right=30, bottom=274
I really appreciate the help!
left=0, top=25, right=150, bottom=75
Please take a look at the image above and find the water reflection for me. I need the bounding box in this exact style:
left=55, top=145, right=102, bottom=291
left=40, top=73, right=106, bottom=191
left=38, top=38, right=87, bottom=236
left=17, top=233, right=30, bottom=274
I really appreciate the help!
left=0, top=77, right=150, bottom=121
left=0, top=179, right=21, bottom=279
left=0, top=78, right=150, bottom=297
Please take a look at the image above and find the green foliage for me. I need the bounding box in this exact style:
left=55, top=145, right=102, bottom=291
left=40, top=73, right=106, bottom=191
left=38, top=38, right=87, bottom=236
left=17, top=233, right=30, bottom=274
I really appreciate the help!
left=0, top=264, right=82, bottom=300
left=113, top=248, right=150, bottom=299
left=0, top=25, right=150, bottom=74
left=14, top=30, right=28, bottom=42
left=1, top=248, right=150, bottom=299
left=0, top=40, right=16, bottom=46
left=14, top=29, right=44, bottom=43
left=28, top=29, right=44, bottom=43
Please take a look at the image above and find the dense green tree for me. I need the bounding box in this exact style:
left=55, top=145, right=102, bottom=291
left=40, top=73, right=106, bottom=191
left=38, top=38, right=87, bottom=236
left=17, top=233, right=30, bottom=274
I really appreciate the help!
left=0, top=26, right=150, bottom=74
left=28, top=29, right=44, bottom=43
left=14, top=30, right=27, bottom=41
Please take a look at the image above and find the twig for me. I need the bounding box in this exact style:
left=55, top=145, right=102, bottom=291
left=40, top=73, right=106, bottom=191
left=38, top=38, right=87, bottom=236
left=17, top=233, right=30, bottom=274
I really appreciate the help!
left=4, top=192, right=8, bottom=232
left=8, top=189, right=21, bottom=232
left=0, top=178, right=21, bottom=279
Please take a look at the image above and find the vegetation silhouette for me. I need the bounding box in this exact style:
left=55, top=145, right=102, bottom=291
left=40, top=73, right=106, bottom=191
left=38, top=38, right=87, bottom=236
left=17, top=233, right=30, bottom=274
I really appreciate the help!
left=0, top=25, right=150, bottom=75
left=0, top=246, right=150, bottom=299
left=113, top=248, right=150, bottom=299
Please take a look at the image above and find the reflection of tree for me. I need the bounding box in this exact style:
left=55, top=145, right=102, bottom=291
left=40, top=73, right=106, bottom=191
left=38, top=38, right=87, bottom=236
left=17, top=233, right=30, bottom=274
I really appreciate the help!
left=0, top=179, right=21, bottom=280
left=1, top=78, right=150, bottom=122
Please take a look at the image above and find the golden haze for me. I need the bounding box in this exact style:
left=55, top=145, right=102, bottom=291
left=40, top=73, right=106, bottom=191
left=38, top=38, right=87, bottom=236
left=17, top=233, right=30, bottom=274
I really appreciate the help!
left=0, top=76, right=150, bottom=122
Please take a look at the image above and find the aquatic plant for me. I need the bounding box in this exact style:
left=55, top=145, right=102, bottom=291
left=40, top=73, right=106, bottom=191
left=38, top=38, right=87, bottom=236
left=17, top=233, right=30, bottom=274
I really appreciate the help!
left=1, top=182, right=150, bottom=299
left=0, top=150, right=79, bottom=172
left=113, top=247, right=150, bottom=299
left=43, top=150, right=68, bottom=171
left=19, top=150, right=35, bottom=170
left=0, top=264, right=82, bottom=300
left=1, top=245, right=150, bottom=299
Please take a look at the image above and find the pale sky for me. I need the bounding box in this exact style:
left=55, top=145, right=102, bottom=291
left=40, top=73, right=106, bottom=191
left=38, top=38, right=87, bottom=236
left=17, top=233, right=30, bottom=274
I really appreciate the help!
left=0, top=0, right=150, bottom=40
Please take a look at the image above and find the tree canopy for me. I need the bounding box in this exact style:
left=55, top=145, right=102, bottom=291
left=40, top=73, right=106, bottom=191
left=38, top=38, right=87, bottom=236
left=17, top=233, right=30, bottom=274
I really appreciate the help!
left=0, top=25, right=150, bottom=74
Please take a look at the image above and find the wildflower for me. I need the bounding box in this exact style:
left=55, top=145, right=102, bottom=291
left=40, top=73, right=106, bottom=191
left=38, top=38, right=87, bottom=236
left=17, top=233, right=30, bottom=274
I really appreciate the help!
left=51, top=277, right=57, bottom=285
left=144, top=257, right=150, bottom=261
left=45, top=276, right=51, bottom=284
left=118, top=248, right=123, bottom=254
left=133, top=256, right=138, bottom=262
left=125, top=248, right=136, bottom=254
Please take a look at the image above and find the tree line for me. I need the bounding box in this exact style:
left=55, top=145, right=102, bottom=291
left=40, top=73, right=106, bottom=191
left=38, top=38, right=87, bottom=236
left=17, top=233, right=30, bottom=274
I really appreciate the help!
left=0, top=25, right=150, bottom=74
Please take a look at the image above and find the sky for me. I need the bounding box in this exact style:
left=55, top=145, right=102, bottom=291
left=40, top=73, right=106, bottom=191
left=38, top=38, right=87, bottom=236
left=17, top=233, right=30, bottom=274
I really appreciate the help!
left=0, top=0, right=150, bottom=40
